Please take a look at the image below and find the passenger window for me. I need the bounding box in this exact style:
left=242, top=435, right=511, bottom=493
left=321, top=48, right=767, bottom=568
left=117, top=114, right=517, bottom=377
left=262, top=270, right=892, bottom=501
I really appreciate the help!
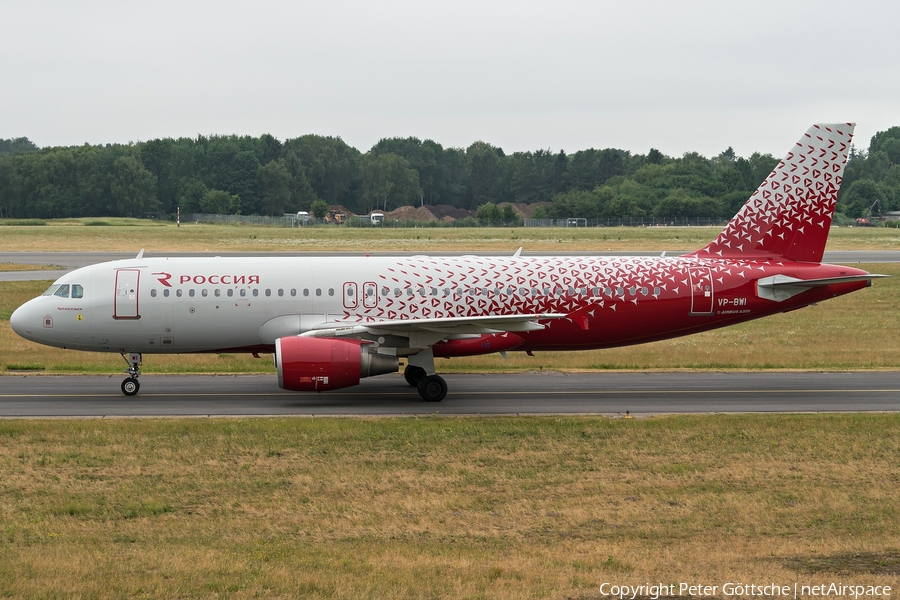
left=265, top=289, right=271, bottom=297
left=316, top=289, right=322, bottom=297
left=54, top=285, right=70, bottom=298
left=278, top=289, right=284, bottom=297
left=303, top=289, right=309, bottom=297
left=164, top=289, right=170, bottom=297
left=252, top=289, right=258, bottom=297
left=328, top=288, right=334, bottom=296
left=214, top=289, right=221, bottom=297
left=202, top=289, right=208, bottom=297
left=239, top=289, right=246, bottom=297
left=176, top=289, right=183, bottom=297
left=189, top=289, right=195, bottom=297
left=290, top=289, right=296, bottom=297
left=227, top=289, right=233, bottom=297
left=151, top=289, right=157, bottom=297
left=72, top=284, right=84, bottom=299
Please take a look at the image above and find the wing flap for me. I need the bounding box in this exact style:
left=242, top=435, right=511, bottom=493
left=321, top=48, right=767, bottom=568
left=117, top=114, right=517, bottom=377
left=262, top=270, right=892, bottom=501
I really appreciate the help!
left=303, top=313, right=565, bottom=339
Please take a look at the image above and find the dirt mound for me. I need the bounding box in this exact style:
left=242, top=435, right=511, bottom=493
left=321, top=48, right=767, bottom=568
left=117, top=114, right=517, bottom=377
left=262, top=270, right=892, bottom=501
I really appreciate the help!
left=517, top=203, right=552, bottom=218
left=385, top=205, right=438, bottom=221
left=428, top=205, right=474, bottom=220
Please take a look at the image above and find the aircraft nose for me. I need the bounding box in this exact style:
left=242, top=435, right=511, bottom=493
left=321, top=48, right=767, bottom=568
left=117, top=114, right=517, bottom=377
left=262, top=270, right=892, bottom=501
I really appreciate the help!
left=10, top=303, right=32, bottom=338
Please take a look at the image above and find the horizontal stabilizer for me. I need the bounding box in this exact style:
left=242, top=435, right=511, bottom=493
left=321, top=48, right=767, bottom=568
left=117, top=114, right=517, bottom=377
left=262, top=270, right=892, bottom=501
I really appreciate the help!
left=757, top=273, right=887, bottom=302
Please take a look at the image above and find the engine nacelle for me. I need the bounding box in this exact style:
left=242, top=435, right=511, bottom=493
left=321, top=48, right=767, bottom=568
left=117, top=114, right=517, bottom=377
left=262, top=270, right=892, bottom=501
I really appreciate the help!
left=275, top=336, right=399, bottom=392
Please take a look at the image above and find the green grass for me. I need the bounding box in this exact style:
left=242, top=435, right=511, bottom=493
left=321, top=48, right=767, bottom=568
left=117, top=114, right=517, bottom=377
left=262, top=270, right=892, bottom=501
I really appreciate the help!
left=0, top=415, right=897, bottom=598
left=1, top=218, right=899, bottom=252
left=0, top=219, right=45, bottom=226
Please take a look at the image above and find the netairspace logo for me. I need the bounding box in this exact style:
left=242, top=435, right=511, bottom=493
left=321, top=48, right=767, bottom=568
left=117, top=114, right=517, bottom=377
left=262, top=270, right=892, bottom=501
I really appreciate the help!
left=599, top=583, right=892, bottom=599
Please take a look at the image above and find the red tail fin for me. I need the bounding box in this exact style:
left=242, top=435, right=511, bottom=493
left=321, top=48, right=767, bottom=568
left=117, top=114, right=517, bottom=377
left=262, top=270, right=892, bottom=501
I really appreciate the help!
left=692, top=123, right=855, bottom=263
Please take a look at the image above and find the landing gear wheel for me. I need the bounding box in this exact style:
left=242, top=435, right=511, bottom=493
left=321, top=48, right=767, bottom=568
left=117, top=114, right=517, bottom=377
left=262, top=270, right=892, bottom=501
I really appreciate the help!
left=120, top=352, right=142, bottom=396
left=417, top=375, right=447, bottom=402
left=404, top=365, right=427, bottom=387
left=121, top=377, right=140, bottom=396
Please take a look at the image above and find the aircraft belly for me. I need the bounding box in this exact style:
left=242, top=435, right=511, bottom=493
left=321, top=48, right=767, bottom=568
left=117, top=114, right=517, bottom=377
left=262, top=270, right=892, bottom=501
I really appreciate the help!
left=171, top=300, right=262, bottom=352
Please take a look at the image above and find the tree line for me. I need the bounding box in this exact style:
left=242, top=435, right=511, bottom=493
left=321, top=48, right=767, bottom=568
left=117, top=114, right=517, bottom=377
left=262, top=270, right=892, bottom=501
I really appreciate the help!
left=1, top=126, right=898, bottom=221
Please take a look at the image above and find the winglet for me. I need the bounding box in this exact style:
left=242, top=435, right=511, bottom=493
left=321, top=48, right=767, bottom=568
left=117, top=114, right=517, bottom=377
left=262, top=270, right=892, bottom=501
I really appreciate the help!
left=136, top=249, right=144, bottom=259
left=513, top=247, right=523, bottom=257
left=691, top=123, right=855, bottom=263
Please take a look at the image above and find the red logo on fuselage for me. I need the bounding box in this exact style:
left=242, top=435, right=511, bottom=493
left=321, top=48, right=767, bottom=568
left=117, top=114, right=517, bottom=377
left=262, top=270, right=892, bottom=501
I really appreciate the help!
left=178, top=274, right=260, bottom=285
left=152, top=272, right=173, bottom=287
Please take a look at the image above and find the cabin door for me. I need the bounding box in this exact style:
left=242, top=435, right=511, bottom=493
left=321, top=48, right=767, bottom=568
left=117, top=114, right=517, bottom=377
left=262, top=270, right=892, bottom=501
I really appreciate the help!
left=114, top=269, right=141, bottom=319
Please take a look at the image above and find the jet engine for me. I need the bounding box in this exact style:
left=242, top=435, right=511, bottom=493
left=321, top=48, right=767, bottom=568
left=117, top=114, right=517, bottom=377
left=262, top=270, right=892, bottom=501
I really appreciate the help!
left=275, top=336, right=399, bottom=392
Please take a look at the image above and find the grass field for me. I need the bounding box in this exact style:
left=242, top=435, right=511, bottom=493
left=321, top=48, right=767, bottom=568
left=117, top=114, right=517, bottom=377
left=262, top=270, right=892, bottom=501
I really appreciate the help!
left=0, top=415, right=898, bottom=599
left=2, top=263, right=898, bottom=374
left=2, top=218, right=900, bottom=252
left=0, top=263, right=65, bottom=272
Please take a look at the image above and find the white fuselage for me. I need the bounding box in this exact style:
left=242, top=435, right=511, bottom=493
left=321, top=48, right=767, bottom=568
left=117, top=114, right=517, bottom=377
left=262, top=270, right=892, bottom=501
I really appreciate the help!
left=10, top=253, right=868, bottom=357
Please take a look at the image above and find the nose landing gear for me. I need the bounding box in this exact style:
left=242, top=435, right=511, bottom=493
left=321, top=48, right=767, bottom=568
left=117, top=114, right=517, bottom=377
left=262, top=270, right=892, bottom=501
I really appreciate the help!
left=120, top=352, right=142, bottom=396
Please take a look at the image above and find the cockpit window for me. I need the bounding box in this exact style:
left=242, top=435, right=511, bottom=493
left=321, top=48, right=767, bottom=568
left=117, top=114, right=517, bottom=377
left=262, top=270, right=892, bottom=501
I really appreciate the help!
left=42, top=284, right=61, bottom=296
left=72, top=284, right=84, bottom=299
left=53, top=284, right=70, bottom=298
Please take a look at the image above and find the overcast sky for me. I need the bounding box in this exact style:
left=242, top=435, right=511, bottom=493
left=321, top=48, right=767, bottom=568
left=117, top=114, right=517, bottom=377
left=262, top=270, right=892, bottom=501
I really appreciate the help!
left=2, top=0, right=898, bottom=158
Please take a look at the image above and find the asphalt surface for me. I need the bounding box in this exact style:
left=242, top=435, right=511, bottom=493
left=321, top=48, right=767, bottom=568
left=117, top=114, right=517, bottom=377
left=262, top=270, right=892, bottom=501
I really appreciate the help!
left=1, top=371, right=898, bottom=417
left=2, top=250, right=899, bottom=281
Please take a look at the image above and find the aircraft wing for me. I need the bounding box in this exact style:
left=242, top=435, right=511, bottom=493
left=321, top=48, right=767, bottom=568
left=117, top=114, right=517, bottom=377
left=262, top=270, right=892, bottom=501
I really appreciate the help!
left=301, top=313, right=566, bottom=341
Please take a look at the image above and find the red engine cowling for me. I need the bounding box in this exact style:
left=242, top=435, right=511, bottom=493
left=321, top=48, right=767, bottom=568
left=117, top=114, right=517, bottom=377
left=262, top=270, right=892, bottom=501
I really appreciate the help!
left=275, top=336, right=399, bottom=392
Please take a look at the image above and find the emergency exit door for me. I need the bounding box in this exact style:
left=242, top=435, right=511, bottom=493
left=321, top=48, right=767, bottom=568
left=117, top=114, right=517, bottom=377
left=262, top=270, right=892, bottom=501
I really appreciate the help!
left=688, top=266, right=713, bottom=315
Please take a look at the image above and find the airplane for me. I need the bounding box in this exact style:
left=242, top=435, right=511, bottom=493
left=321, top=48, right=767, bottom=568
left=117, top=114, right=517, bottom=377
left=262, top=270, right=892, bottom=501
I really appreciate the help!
left=10, top=123, right=886, bottom=402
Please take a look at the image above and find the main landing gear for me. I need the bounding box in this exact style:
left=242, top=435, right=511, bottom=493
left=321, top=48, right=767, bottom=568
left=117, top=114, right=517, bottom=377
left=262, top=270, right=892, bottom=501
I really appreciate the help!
left=404, top=349, right=448, bottom=402
left=120, top=352, right=142, bottom=396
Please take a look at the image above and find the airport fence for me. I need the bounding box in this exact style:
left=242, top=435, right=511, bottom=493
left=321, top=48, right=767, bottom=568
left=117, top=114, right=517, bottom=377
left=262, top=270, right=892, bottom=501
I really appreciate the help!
left=186, top=213, right=731, bottom=228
